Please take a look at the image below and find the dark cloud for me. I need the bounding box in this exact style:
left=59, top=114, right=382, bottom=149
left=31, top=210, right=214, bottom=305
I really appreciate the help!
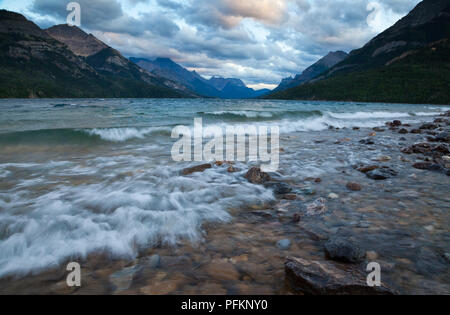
left=24, top=0, right=421, bottom=86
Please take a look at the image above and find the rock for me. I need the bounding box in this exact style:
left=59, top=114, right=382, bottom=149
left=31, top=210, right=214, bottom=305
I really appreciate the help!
left=376, top=155, right=391, bottom=162
left=314, top=178, right=322, bottom=183
left=393, top=120, right=402, bottom=126
left=366, top=167, right=398, bottom=180
left=346, top=182, right=362, bottom=191
left=353, top=127, right=360, bottom=130
left=306, top=198, right=327, bottom=215
left=360, top=139, right=375, bottom=145
left=277, top=239, right=292, bottom=250
left=285, top=257, right=395, bottom=295
left=148, top=254, right=161, bottom=268
left=369, top=132, right=377, bottom=137
left=358, top=165, right=379, bottom=173
left=292, top=213, right=301, bottom=223
left=366, top=251, right=379, bottom=261
left=413, top=162, right=435, bottom=170
left=398, top=128, right=408, bottom=134
left=410, top=128, right=422, bottom=134
left=300, top=186, right=316, bottom=195
left=324, top=238, right=365, bottom=263
left=182, top=163, right=212, bottom=175
left=435, top=131, right=450, bottom=142
left=373, top=127, right=385, bottom=132
left=328, top=193, right=339, bottom=199
left=265, top=182, right=292, bottom=195
left=227, top=166, right=239, bottom=173
left=245, top=167, right=271, bottom=184
left=443, top=253, right=450, bottom=262
left=420, top=123, right=437, bottom=130
left=284, top=193, right=297, bottom=200
left=434, top=118, right=445, bottom=123
left=109, top=265, right=140, bottom=293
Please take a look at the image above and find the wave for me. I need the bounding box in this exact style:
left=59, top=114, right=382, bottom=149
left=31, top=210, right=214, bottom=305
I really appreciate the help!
left=0, top=127, right=172, bottom=145
left=0, top=163, right=274, bottom=277
left=198, top=110, right=323, bottom=121
left=326, top=111, right=441, bottom=119
left=82, top=127, right=171, bottom=142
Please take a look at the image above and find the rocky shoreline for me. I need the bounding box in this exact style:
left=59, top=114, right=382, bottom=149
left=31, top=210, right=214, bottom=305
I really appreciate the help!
left=0, top=111, right=449, bottom=295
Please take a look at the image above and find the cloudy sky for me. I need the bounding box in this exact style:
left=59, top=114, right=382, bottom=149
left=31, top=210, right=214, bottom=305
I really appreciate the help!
left=0, top=0, right=421, bottom=89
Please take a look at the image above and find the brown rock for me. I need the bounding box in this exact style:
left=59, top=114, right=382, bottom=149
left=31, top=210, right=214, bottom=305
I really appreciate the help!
left=314, top=178, right=322, bottom=183
left=358, top=165, right=379, bottom=173
left=245, top=167, right=271, bottom=184
left=369, top=132, right=377, bottom=137
left=227, top=166, right=239, bottom=173
left=182, top=163, right=212, bottom=175
left=292, top=213, right=301, bottom=223
left=284, top=194, right=298, bottom=201
left=285, top=257, right=395, bottom=295
left=346, top=182, right=362, bottom=191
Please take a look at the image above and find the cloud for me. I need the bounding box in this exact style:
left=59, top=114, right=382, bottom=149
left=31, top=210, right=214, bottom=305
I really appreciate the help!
left=9, top=0, right=421, bottom=86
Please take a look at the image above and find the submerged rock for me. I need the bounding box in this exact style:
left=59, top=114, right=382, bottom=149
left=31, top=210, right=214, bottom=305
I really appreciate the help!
left=306, top=198, right=327, bottom=215
left=245, top=167, right=271, bottom=184
left=346, top=182, right=362, bottom=191
left=360, top=139, right=375, bottom=145
left=366, top=167, right=398, bottom=180
left=277, top=239, right=292, bottom=250
left=324, top=238, right=365, bottom=263
left=328, top=193, right=339, bottom=199
left=182, top=163, right=212, bottom=175
left=265, top=182, right=292, bottom=195
left=358, top=165, right=379, bottom=173
left=285, top=257, right=395, bottom=295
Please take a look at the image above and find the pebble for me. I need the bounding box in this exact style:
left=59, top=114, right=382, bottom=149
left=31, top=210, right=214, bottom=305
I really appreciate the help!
left=346, top=182, right=362, bottom=191
left=148, top=254, right=161, bottom=268
left=277, top=239, right=292, bottom=250
left=366, top=251, right=379, bottom=260
left=328, top=193, right=339, bottom=199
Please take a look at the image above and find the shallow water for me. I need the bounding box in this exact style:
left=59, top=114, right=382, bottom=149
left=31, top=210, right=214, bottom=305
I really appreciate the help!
left=0, top=99, right=449, bottom=294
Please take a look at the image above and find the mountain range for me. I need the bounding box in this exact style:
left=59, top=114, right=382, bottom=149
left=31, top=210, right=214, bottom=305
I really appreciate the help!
left=0, top=10, right=191, bottom=98
left=274, top=51, right=348, bottom=92
left=130, top=57, right=270, bottom=99
left=266, top=0, right=450, bottom=104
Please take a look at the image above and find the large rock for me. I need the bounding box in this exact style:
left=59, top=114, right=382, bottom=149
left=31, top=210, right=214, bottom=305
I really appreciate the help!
left=324, top=238, right=365, bottom=263
left=264, top=182, right=292, bottom=195
left=182, top=163, right=212, bottom=175
left=366, top=167, right=398, bottom=180
left=245, top=167, right=271, bottom=184
left=285, top=257, right=395, bottom=295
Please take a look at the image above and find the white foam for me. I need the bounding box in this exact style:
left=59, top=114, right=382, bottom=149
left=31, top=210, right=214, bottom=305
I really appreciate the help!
left=0, top=164, right=274, bottom=277
left=83, top=127, right=170, bottom=142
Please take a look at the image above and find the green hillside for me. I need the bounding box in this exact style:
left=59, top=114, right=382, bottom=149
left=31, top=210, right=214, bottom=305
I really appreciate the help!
left=267, top=40, right=450, bottom=104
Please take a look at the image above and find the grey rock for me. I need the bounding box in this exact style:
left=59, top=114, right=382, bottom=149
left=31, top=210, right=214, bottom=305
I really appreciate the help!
left=324, top=238, right=365, bottom=263
left=366, top=167, right=398, bottom=180
left=285, top=257, right=396, bottom=295
left=277, top=239, right=292, bottom=250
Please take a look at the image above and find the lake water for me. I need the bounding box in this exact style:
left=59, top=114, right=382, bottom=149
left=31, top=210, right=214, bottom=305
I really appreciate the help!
left=0, top=99, right=449, bottom=294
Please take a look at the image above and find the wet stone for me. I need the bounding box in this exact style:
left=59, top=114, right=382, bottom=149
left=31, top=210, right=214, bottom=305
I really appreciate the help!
left=324, top=238, right=365, bottom=264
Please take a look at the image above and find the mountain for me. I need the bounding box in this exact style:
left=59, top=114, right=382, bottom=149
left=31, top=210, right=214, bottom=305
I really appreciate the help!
left=130, top=57, right=219, bottom=97
left=267, top=0, right=450, bottom=104
left=0, top=10, right=188, bottom=98
left=45, top=24, right=194, bottom=96
left=274, top=51, right=348, bottom=92
left=131, top=57, right=270, bottom=98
